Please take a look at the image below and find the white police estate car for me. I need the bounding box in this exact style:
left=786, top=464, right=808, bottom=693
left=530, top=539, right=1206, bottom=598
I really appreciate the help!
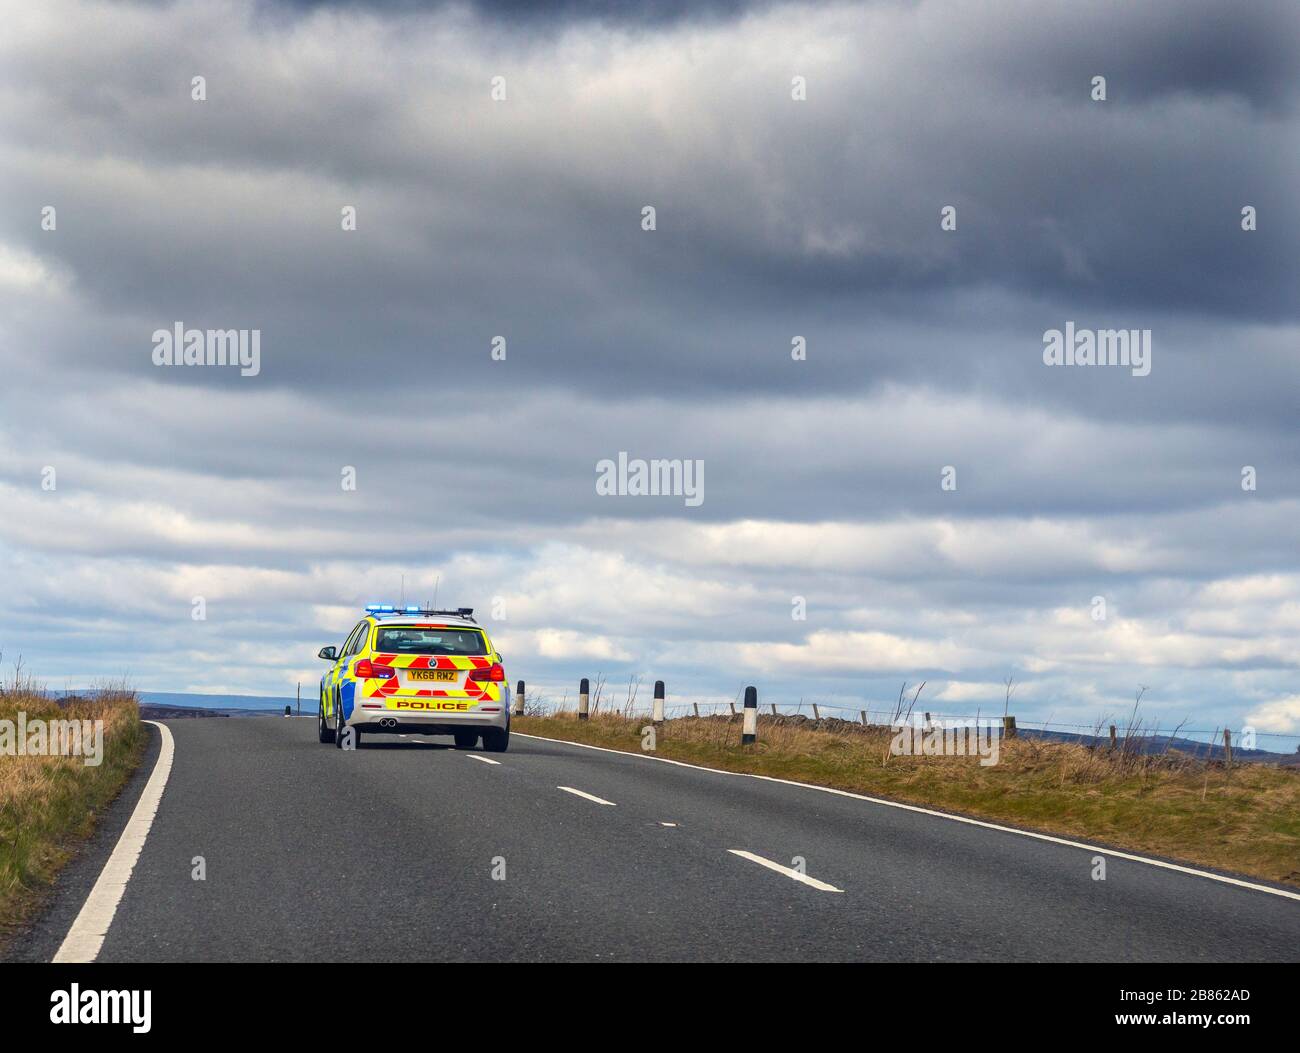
left=317, top=606, right=510, bottom=751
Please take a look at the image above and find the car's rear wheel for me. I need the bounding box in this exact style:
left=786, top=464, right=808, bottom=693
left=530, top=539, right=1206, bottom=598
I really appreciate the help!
left=453, top=729, right=479, bottom=749
left=482, top=726, right=509, bottom=753
left=318, top=695, right=335, bottom=744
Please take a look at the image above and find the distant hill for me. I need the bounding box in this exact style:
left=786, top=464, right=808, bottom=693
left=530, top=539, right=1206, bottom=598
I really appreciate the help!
left=1017, top=726, right=1296, bottom=765
left=137, top=691, right=299, bottom=712
left=55, top=689, right=304, bottom=721
left=136, top=691, right=302, bottom=720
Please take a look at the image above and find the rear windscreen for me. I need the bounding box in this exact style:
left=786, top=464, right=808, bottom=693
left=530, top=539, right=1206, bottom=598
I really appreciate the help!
left=374, top=626, right=487, bottom=656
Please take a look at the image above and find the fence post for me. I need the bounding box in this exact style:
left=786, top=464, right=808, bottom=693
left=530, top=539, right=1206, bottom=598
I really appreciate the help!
left=514, top=680, right=525, bottom=716
left=729, top=702, right=736, bottom=717
left=770, top=703, right=777, bottom=716
left=742, top=686, right=758, bottom=745
left=693, top=702, right=700, bottom=718
left=812, top=703, right=820, bottom=720
left=297, top=682, right=301, bottom=716
left=652, top=680, right=665, bottom=725
left=1002, top=715, right=1017, bottom=739
left=924, top=711, right=931, bottom=728
left=578, top=678, right=589, bottom=721
left=860, top=709, right=867, bottom=725
left=1108, top=724, right=1117, bottom=749
left=1224, top=728, right=1233, bottom=767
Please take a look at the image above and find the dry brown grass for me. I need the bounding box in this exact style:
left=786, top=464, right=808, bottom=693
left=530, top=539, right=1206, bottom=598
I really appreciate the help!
left=0, top=663, right=144, bottom=952
left=515, top=711, right=1300, bottom=886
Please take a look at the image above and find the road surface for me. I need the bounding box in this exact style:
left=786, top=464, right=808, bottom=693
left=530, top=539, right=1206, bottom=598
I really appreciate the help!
left=10, top=718, right=1299, bottom=962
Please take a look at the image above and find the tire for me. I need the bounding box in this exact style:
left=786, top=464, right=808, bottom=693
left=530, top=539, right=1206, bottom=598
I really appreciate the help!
left=453, top=729, right=479, bottom=750
left=482, top=726, right=509, bottom=753
left=318, top=694, right=335, bottom=743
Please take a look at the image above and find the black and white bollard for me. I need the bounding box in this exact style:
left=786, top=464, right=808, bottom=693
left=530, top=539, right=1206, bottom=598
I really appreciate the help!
left=578, top=677, right=590, bottom=721
left=514, top=680, right=525, bottom=716
left=742, top=686, right=758, bottom=745
left=653, top=680, right=665, bottom=725
left=283, top=705, right=292, bottom=718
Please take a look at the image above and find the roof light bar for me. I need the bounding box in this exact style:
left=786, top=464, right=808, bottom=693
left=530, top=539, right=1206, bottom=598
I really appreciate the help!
left=363, top=604, right=476, bottom=620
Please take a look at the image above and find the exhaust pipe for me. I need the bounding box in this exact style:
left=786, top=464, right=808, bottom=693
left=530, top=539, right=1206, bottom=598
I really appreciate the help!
left=379, top=718, right=397, bottom=728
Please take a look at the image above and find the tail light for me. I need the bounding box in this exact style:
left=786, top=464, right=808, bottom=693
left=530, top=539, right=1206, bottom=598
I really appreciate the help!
left=469, top=662, right=505, bottom=683
left=354, top=659, right=395, bottom=679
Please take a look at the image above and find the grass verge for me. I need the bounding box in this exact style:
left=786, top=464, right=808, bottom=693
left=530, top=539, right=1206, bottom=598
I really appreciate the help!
left=515, top=712, right=1300, bottom=887
left=0, top=679, right=145, bottom=953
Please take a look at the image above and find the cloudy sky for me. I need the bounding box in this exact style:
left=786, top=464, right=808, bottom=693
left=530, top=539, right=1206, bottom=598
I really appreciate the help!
left=1, top=0, right=1298, bottom=743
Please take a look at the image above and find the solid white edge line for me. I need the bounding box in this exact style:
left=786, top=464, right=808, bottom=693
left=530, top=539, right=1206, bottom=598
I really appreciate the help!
left=514, top=733, right=1300, bottom=903
left=556, top=785, right=617, bottom=806
left=729, top=849, right=844, bottom=892
left=467, top=754, right=501, bottom=765
left=53, top=720, right=176, bottom=963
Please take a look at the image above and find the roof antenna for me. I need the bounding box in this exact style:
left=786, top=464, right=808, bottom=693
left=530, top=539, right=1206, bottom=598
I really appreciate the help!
left=433, top=575, right=439, bottom=611
left=400, top=573, right=405, bottom=607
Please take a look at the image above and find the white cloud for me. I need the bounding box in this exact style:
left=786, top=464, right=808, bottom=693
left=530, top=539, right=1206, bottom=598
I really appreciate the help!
left=534, top=629, right=632, bottom=662
left=1244, top=696, right=1300, bottom=734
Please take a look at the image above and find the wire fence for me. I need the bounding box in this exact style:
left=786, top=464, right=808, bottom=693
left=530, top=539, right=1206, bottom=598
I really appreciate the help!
left=525, top=688, right=1300, bottom=755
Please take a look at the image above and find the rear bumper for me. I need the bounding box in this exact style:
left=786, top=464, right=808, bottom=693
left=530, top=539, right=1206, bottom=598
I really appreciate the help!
left=352, top=717, right=507, bottom=736
left=344, top=704, right=508, bottom=731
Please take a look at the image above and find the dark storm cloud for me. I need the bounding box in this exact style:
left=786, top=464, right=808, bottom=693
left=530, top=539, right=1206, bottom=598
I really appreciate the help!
left=2, top=0, right=1296, bottom=421
left=2, top=0, right=1299, bottom=502
left=972, top=0, right=1300, bottom=115
left=271, top=0, right=772, bottom=26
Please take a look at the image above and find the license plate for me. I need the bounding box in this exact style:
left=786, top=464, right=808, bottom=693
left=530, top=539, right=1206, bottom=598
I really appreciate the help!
left=408, top=669, right=458, bottom=682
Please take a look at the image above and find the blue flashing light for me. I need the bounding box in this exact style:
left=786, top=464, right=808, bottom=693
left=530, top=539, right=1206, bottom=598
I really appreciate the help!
left=362, top=604, right=477, bottom=621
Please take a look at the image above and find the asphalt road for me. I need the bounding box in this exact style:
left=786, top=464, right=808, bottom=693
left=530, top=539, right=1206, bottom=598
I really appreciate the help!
left=11, top=717, right=1300, bottom=962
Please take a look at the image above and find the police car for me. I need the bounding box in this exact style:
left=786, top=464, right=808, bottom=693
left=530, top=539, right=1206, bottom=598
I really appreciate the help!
left=317, top=605, right=509, bottom=752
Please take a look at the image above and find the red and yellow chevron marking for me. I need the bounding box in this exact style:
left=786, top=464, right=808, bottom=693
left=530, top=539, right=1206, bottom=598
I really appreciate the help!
left=370, top=654, right=492, bottom=670
left=359, top=677, right=503, bottom=703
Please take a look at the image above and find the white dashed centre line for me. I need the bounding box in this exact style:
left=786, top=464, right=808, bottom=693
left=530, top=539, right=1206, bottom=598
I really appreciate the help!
left=660, top=822, right=678, bottom=827
left=467, top=754, right=501, bottom=765
left=557, top=786, right=616, bottom=806
left=728, top=849, right=844, bottom=893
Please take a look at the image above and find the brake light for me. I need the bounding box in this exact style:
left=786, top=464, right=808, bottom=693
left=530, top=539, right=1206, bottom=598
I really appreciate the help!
left=469, top=662, right=505, bottom=682
left=354, top=659, right=395, bottom=679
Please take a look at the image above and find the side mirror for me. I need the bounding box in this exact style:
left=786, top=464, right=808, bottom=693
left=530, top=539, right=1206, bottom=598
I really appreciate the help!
left=318, top=646, right=338, bottom=661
